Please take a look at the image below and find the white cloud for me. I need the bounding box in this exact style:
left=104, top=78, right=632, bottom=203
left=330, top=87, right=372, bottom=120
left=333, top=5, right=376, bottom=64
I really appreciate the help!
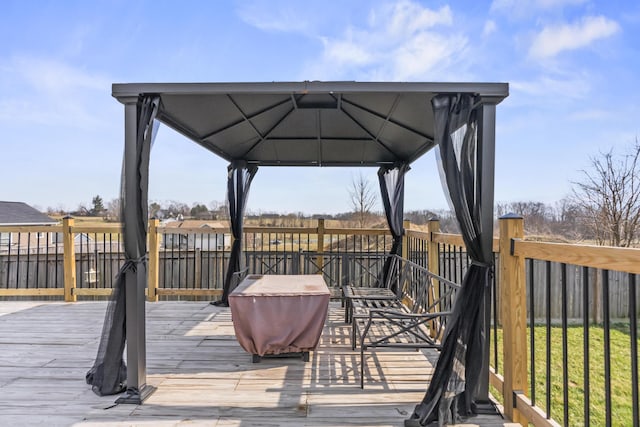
left=510, top=74, right=591, bottom=105
left=483, top=20, right=497, bottom=37
left=320, top=35, right=373, bottom=66
left=304, top=1, right=467, bottom=81
left=491, top=0, right=587, bottom=14
left=15, top=57, right=110, bottom=93
left=529, top=15, right=620, bottom=59
left=369, top=0, right=453, bottom=37
left=568, top=109, right=612, bottom=121
left=236, top=1, right=313, bottom=34
left=537, top=0, right=590, bottom=8
left=391, top=32, right=467, bottom=80
left=0, top=56, right=114, bottom=128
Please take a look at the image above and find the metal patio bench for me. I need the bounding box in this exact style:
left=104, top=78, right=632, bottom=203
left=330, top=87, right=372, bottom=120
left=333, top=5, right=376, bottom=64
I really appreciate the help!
left=349, top=257, right=460, bottom=388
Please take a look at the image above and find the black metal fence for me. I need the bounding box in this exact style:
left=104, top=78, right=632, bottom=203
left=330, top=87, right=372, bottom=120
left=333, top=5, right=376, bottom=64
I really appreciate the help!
left=0, top=231, right=64, bottom=290
left=525, top=261, right=639, bottom=426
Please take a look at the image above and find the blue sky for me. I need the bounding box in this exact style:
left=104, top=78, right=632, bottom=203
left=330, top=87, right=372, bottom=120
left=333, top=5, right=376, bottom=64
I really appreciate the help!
left=1, top=0, right=638, bottom=215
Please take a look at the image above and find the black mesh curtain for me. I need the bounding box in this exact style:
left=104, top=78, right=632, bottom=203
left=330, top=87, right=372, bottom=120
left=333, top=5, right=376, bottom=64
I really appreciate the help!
left=86, top=95, right=159, bottom=396
left=378, top=163, right=410, bottom=291
left=213, top=160, right=258, bottom=306
left=407, top=94, right=492, bottom=426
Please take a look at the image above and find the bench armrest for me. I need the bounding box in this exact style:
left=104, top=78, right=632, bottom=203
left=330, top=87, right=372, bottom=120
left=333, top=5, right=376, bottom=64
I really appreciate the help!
left=367, top=308, right=452, bottom=320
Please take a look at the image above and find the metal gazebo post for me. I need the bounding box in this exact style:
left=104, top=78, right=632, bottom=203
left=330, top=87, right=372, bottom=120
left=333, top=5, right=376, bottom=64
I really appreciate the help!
left=476, top=97, right=498, bottom=406
left=115, top=96, right=155, bottom=404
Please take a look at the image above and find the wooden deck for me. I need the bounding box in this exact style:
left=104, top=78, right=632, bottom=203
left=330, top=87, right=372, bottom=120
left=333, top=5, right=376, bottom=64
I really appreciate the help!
left=0, top=301, right=517, bottom=427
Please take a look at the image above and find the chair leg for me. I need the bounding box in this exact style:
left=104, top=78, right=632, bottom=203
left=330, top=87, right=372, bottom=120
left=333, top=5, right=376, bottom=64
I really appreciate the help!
left=351, top=319, right=360, bottom=350
left=360, top=345, right=365, bottom=389
left=351, top=321, right=357, bottom=351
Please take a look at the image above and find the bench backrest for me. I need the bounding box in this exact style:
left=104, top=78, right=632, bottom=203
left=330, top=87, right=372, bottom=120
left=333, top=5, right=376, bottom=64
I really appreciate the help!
left=357, top=254, right=460, bottom=317
left=392, top=256, right=460, bottom=315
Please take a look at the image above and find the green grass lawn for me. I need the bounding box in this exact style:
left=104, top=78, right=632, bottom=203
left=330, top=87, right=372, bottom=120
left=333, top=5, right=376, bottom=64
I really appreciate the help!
left=491, top=323, right=639, bottom=426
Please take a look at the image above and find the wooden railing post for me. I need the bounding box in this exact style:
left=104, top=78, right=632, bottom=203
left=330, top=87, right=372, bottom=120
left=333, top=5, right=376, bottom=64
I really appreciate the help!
left=62, top=216, right=77, bottom=302
left=426, top=218, right=440, bottom=275
left=426, top=218, right=441, bottom=337
left=316, top=218, right=325, bottom=275
left=147, top=218, right=159, bottom=302
left=499, top=214, right=527, bottom=425
left=402, top=219, right=411, bottom=260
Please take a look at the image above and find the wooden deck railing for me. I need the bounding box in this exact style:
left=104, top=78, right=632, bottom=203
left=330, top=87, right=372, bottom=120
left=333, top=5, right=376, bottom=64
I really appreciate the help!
left=1, top=216, right=639, bottom=426
left=406, top=216, right=640, bottom=427
left=0, top=217, right=395, bottom=301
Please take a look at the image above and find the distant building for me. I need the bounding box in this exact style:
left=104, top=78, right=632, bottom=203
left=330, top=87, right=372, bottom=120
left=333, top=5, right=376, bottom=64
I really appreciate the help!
left=0, top=201, right=57, bottom=226
left=160, top=219, right=230, bottom=250
left=0, top=201, right=58, bottom=250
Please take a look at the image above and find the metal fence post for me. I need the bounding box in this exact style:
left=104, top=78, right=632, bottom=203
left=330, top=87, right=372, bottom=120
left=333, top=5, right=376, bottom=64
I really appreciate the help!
left=499, top=214, right=527, bottom=424
left=62, top=216, right=76, bottom=302
left=316, top=218, right=325, bottom=275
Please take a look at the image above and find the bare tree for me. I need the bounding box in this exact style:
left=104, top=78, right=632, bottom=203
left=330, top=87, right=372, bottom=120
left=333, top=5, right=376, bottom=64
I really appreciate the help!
left=46, top=206, right=64, bottom=215
left=149, top=202, right=162, bottom=219
left=166, top=201, right=190, bottom=219
left=73, top=204, right=90, bottom=216
left=209, top=200, right=229, bottom=220
left=571, top=139, right=640, bottom=247
left=348, top=173, right=377, bottom=228
left=495, top=201, right=551, bottom=235
left=104, top=198, right=121, bottom=222
left=550, top=198, right=586, bottom=241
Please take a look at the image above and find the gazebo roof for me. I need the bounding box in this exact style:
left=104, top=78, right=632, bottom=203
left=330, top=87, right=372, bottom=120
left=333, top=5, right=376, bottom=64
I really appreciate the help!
left=112, top=81, right=508, bottom=167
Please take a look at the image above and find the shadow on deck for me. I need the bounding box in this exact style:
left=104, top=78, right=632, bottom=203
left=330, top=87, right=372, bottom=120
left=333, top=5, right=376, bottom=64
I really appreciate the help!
left=0, top=301, right=516, bottom=426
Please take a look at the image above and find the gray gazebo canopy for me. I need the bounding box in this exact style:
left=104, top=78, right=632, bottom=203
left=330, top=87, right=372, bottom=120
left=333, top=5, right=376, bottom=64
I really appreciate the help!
left=112, top=81, right=507, bottom=166
left=90, top=81, right=508, bottom=426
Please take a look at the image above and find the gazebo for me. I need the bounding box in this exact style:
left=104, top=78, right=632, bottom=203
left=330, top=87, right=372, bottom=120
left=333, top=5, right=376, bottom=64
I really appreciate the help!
left=87, top=81, right=509, bottom=426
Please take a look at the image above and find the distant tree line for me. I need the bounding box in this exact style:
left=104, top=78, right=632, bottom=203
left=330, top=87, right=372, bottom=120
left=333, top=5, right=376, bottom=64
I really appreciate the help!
left=44, top=196, right=638, bottom=247
left=46, top=139, right=639, bottom=247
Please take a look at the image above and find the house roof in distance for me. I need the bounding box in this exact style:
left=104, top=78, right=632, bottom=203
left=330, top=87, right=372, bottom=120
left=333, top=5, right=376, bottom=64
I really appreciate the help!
left=0, top=201, right=58, bottom=226
left=160, top=219, right=229, bottom=229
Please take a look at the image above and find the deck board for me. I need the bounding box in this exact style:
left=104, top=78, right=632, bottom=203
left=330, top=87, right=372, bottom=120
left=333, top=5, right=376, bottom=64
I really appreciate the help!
left=0, top=300, right=516, bottom=427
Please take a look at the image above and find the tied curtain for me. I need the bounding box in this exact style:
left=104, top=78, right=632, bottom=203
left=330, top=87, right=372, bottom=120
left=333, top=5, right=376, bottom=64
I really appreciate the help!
left=378, top=163, right=410, bottom=291
left=86, top=95, right=159, bottom=396
left=213, top=160, right=258, bottom=307
left=406, top=94, right=493, bottom=426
